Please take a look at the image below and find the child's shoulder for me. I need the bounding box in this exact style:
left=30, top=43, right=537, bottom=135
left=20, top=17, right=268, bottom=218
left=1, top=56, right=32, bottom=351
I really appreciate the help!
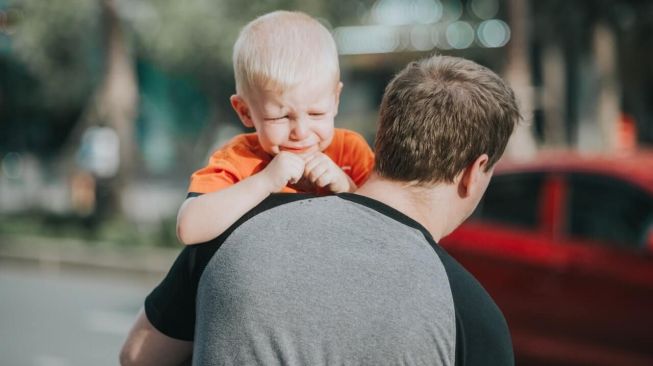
left=209, top=132, right=265, bottom=161
left=333, top=128, right=367, bottom=143
left=331, top=128, right=371, bottom=151
left=219, top=132, right=259, bottom=149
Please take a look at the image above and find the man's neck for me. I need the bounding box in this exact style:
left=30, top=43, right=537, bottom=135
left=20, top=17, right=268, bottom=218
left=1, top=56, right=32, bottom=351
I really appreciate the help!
left=355, top=173, right=460, bottom=241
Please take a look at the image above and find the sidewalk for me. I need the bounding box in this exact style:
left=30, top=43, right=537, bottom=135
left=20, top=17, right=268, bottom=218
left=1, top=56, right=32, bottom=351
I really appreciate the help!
left=0, top=234, right=179, bottom=276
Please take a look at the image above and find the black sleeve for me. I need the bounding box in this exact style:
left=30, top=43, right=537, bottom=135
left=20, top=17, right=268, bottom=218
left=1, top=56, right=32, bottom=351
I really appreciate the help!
left=145, top=246, right=198, bottom=341
left=428, top=242, right=514, bottom=366
left=144, top=193, right=316, bottom=341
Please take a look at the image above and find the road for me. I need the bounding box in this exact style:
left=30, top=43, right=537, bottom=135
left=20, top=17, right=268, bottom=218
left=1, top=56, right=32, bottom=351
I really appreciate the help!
left=0, top=261, right=163, bottom=366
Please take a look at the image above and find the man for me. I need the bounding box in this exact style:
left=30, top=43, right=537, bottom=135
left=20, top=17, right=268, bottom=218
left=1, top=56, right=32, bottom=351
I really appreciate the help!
left=121, top=55, right=520, bottom=366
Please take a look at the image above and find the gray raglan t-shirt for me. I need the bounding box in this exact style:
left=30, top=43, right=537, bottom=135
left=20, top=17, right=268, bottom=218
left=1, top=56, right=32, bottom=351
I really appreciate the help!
left=193, top=196, right=455, bottom=365
left=145, top=193, right=514, bottom=366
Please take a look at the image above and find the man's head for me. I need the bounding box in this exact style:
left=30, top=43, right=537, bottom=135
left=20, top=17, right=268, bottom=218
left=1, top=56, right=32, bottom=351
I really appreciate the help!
left=230, top=11, right=342, bottom=157
left=373, top=55, right=519, bottom=227
left=375, top=55, right=519, bottom=183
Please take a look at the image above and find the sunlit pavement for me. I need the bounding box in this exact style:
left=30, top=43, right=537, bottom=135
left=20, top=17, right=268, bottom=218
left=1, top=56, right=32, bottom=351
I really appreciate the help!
left=0, top=261, right=162, bottom=366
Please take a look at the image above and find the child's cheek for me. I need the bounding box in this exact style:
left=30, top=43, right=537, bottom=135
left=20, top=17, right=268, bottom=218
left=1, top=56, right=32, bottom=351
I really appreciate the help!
left=264, top=125, right=289, bottom=144
left=318, top=130, right=335, bottom=151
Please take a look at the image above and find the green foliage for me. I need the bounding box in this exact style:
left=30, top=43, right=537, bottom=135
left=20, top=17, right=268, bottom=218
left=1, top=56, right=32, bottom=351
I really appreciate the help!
left=123, top=0, right=351, bottom=77
left=122, top=0, right=230, bottom=75
left=0, top=212, right=179, bottom=248
left=8, top=0, right=372, bottom=102
left=8, top=0, right=101, bottom=108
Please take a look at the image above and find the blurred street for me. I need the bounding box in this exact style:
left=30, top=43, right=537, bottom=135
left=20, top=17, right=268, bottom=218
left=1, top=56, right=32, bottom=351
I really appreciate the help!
left=0, top=260, right=163, bottom=366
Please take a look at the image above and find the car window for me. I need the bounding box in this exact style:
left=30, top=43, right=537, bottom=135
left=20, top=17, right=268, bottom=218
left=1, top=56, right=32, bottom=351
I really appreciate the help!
left=473, top=172, right=545, bottom=229
left=566, top=173, right=653, bottom=250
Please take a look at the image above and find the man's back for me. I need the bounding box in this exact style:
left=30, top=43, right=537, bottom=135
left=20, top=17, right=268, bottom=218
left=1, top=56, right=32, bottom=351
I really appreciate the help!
left=142, top=193, right=513, bottom=365
left=171, top=194, right=512, bottom=365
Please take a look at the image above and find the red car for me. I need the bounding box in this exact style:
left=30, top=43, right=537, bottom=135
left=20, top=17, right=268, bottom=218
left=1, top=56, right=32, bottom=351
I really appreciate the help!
left=440, top=150, right=653, bottom=366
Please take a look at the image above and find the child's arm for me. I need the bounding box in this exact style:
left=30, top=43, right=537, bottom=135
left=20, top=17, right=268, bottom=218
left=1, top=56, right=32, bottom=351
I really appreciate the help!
left=303, top=152, right=357, bottom=193
left=176, top=152, right=305, bottom=245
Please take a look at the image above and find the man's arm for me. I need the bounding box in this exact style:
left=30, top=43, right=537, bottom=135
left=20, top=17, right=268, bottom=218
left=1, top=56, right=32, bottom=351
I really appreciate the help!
left=177, top=152, right=305, bottom=245
left=120, top=309, right=193, bottom=366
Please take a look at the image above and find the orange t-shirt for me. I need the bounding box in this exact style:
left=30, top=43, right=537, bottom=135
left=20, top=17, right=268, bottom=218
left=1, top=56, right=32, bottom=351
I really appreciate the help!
left=188, top=128, right=375, bottom=195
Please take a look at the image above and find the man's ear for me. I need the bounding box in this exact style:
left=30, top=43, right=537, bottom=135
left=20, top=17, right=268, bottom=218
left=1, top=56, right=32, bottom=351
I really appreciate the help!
left=333, top=81, right=344, bottom=117
left=457, top=154, right=490, bottom=198
left=230, top=95, right=254, bottom=128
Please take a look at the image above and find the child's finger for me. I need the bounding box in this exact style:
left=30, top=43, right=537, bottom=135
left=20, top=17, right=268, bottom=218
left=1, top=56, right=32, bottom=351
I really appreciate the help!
left=315, top=170, right=333, bottom=188
left=285, top=152, right=306, bottom=165
left=304, top=155, right=328, bottom=180
left=282, top=153, right=305, bottom=169
left=289, top=167, right=304, bottom=184
left=307, top=162, right=328, bottom=183
left=304, top=153, right=327, bottom=173
left=292, top=158, right=307, bottom=182
left=302, top=151, right=320, bottom=162
left=304, top=160, right=320, bottom=178
left=287, top=167, right=300, bottom=184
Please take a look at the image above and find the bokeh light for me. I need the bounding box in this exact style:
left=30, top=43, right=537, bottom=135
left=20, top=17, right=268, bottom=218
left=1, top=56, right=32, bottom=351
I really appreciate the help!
left=470, top=0, right=499, bottom=20
left=410, top=25, right=434, bottom=51
left=335, top=25, right=401, bottom=54
left=441, top=0, right=463, bottom=21
left=372, top=0, right=444, bottom=26
left=413, top=0, right=444, bottom=24
left=431, top=26, right=452, bottom=50
left=477, top=19, right=511, bottom=48
left=371, top=0, right=413, bottom=26
left=446, top=21, right=475, bottom=49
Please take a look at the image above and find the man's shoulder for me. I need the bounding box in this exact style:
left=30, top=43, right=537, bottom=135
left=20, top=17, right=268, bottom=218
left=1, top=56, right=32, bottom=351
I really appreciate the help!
left=215, top=194, right=317, bottom=239
left=254, top=193, right=317, bottom=214
left=186, top=194, right=318, bottom=279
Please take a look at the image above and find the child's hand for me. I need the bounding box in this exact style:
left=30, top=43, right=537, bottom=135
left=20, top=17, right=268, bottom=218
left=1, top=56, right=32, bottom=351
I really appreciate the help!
left=261, top=152, right=306, bottom=192
left=304, top=152, right=356, bottom=193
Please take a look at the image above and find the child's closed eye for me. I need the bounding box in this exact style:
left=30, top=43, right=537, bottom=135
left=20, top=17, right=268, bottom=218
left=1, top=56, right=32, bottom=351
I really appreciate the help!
left=265, top=116, right=289, bottom=123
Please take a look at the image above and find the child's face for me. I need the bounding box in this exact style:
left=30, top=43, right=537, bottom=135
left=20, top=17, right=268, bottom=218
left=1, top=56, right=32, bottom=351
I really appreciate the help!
left=231, top=75, right=342, bottom=157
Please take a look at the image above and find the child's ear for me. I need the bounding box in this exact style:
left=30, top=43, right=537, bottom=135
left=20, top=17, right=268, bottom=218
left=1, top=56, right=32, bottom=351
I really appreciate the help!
left=333, top=82, right=344, bottom=116
left=230, top=95, right=254, bottom=128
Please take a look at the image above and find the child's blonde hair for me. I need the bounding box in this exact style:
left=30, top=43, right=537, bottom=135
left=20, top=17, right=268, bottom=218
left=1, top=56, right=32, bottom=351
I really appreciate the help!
left=233, top=11, right=340, bottom=98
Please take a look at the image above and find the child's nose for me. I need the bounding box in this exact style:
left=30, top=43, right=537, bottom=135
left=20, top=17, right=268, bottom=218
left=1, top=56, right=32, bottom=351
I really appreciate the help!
left=290, top=118, right=309, bottom=140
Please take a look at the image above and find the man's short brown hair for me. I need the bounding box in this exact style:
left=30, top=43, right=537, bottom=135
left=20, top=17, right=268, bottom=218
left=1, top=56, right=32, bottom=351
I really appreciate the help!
left=374, top=55, right=520, bottom=184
